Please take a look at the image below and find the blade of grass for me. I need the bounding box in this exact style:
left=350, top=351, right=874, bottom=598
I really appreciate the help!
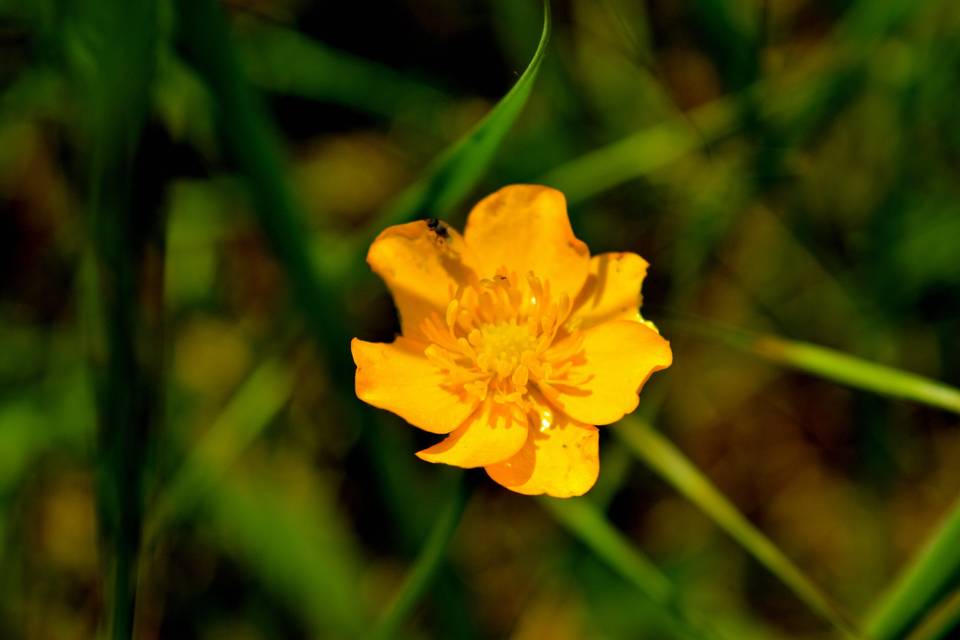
left=369, top=0, right=551, bottom=231
left=617, top=418, right=862, bottom=640
left=679, top=321, right=960, bottom=415
left=905, top=588, right=960, bottom=640
left=540, top=497, right=726, bottom=640
left=370, top=474, right=469, bottom=640
left=866, top=495, right=960, bottom=640
left=749, top=335, right=960, bottom=415
left=71, top=1, right=160, bottom=637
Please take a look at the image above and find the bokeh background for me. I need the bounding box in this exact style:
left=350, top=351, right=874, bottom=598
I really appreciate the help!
left=1, top=0, right=959, bottom=638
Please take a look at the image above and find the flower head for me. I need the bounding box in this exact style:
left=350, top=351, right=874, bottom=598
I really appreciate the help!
left=352, top=185, right=672, bottom=497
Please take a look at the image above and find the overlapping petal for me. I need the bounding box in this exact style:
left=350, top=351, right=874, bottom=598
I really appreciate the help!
left=485, top=399, right=598, bottom=497
left=366, top=220, right=477, bottom=339
left=417, top=401, right=528, bottom=468
left=354, top=185, right=673, bottom=497
left=352, top=337, right=478, bottom=434
left=570, top=252, right=648, bottom=329
left=464, top=185, right=590, bottom=300
left=546, top=320, right=672, bottom=426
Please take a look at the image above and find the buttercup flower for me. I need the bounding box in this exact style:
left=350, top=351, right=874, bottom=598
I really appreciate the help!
left=352, top=185, right=672, bottom=497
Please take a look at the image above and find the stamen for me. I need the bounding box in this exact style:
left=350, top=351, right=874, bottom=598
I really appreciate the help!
left=419, top=268, right=586, bottom=412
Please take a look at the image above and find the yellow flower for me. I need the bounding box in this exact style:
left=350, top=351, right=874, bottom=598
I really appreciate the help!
left=352, top=185, right=672, bottom=497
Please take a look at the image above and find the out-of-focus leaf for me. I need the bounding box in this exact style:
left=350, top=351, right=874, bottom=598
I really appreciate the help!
left=539, top=104, right=731, bottom=205
left=906, top=589, right=960, bottom=640
left=617, top=418, right=862, bottom=640
left=867, top=496, right=960, bottom=640
left=540, top=497, right=725, bottom=640
left=147, top=357, right=293, bottom=537
left=370, top=0, right=552, bottom=230
left=175, top=0, right=348, bottom=375
left=540, top=0, right=933, bottom=206
left=370, top=474, right=467, bottom=640
left=203, top=473, right=368, bottom=637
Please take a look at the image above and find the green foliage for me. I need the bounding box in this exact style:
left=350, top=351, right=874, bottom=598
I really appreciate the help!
left=1, top=0, right=959, bottom=638
left=541, top=496, right=724, bottom=640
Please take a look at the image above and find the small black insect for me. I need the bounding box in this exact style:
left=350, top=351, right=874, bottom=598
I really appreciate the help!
left=426, top=217, right=449, bottom=239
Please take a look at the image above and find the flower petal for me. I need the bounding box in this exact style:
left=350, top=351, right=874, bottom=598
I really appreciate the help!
left=367, top=220, right=477, bottom=338
left=352, top=337, right=477, bottom=434
left=416, top=401, right=529, bottom=468
left=570, top=252, right=648, bottom=329
left=547, top=320, right=672, bottom=426
left=485, top=401, right=599, bottom=498
left=463, top=185, right=590, bottom=300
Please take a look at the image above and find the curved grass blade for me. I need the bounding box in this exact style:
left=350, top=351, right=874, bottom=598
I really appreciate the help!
left=370, top=474, right=468, bottom=640
left=683, top=321, right=960, bottom=415
left=617, top=418, right=862, bottom=640
left=540, top=497, right=726, bottom=640
left=370, top=0, right=551, bottom=231
left=866, top=495, right=960, bottom=640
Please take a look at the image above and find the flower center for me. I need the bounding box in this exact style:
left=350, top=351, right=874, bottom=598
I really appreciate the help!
left=420, top=268, right=586, bottom=410
left=476, top=322, right=536, bottom=377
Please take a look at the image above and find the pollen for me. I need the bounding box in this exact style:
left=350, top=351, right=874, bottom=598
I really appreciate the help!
left=420, top=268, right=586, bottom=409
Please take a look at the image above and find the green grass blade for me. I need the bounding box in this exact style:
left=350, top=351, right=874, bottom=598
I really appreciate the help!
left=71, top=1, right=160, bottom=637
left=866, top=496, right=960, bottom=640
left=370, top=475, right=468, bottom=640
left=687, top=323, right=960, bottom=415
left=905, top=589, right=960, bottom=640
left=370, top=0, right=551, bottom=230
left=750, top=335, right=960, bottom=415
left=540, top=497, right=725, bottom=640
left=617, top=418, right=862, bottom=639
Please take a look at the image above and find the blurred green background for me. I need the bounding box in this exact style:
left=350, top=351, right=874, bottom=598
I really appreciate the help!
left=1, top=0, right=959, bottom=638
